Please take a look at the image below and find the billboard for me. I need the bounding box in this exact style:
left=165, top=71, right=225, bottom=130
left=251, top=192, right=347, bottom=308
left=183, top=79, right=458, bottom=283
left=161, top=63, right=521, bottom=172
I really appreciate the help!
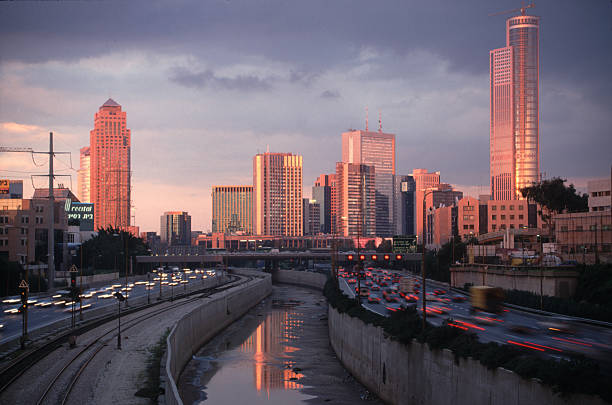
left=0, top=180, right=9, bottom=195
left=393, top=235, right=417, bottom=253
left=65, top=198, right=94, bottom=231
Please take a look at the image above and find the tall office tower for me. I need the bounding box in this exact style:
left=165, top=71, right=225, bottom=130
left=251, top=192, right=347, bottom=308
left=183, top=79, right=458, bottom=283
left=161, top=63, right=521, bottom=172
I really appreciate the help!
left=312, top=174, right=334, bottom=234
left=412, top=168, right=440, bottom=243
left=490, top=12, right=540, bottom=200
left=253, top=152, right=303, bottom=236
left=77, top=146, right=90, bottom=203
left=302, top=198, right=321, bottom=235
left=211, top=185, right=253, bottom=234
left=393, top=175, right=416, bottom=235
left=335, top=162, right=376, bottom=237
left=160, top=211, right=192, bottom=246
left=342, top=127, right=395, bottom=236
left=90, top=98, right=131, bottom=230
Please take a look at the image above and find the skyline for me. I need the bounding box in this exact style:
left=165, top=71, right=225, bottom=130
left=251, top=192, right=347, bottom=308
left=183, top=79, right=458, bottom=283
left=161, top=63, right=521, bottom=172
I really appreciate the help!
left=1, top=1, right=611, bottom=233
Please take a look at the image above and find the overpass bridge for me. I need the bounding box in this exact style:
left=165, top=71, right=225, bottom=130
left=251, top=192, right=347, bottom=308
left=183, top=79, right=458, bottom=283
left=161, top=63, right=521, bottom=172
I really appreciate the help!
left=135, top=251, right=422, bottom=271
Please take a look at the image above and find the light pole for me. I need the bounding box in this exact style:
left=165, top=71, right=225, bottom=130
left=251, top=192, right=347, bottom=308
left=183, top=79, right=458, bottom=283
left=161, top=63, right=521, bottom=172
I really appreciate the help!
left=421, top=189, right=436, bottom=329
left=114, top=291, right=125, bottom=349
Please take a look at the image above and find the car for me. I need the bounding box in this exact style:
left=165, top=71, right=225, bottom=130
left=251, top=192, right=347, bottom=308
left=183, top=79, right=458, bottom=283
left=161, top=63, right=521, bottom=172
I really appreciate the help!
left=451, top=295, right=466, bottom=302
left=368, top=296, right=381, bottom=303
left=370, top=285, right=380, bottom=291
left=433, top=289, right=446, bottom=296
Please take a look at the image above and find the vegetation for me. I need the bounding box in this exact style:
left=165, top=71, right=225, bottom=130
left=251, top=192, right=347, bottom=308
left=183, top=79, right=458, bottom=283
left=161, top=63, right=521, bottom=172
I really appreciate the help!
left=422, top=237, right=472, bottom=283
left=324, top=278, right=612, bottom=402
left=0, top=256, right=48, bottom=296
left=520, top=177, right=588, bottom=239
left=376, top=239, right=393, bottom=253
left=79, top=227, right=149, bottom=275
left=135, top=328, right=170, bottom=401
left=503, top=264, right=612, bottom=322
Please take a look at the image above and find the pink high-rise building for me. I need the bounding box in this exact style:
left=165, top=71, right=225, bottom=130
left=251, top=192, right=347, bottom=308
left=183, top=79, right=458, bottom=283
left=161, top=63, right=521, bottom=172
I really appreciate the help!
left=77, top=146, right=90, bottom=203
left=335, top=162, right=376, bottom=237
left=90, top=98, right=131, bottom=230
left=253, top=152, right=303, bottom=236
left=490, top=12, right=540, bottom=200
left=342, top=128, right=395, bottom=236
left=412, top=168, right=440, bottom=243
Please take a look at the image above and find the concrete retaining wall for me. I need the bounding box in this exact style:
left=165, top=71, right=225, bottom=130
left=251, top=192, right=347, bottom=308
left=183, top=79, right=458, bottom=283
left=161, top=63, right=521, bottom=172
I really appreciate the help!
left=328, top=306, right=605, bottom=405
left=56, top=272, right=120, bottom=286
left=450, top=265, right=579, bottom=298
left=164, top=269, right=272, bottom=405
left=272, top=269, right=327, bottom=290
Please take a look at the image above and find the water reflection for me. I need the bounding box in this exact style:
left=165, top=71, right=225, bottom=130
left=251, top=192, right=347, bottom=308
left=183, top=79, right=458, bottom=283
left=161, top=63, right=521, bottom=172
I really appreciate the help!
left=182, top=297, right=315, bottom=405
left=240, top=309, right=305, bottom=395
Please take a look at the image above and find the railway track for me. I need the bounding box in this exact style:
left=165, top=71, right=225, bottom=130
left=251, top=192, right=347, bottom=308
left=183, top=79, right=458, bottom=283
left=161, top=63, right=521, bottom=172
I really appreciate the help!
left=0, top=273, right=253, bottom=404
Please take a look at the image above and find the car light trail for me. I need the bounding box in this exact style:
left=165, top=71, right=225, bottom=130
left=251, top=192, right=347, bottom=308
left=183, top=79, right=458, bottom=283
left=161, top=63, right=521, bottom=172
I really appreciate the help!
left=551, top=336, right=593, bottom=347
left=507, top=340, right=545, bottom=351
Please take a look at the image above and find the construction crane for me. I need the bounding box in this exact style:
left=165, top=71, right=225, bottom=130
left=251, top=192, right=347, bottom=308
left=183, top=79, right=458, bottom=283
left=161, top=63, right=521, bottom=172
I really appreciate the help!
left=488, top=2, right=535, bottom=17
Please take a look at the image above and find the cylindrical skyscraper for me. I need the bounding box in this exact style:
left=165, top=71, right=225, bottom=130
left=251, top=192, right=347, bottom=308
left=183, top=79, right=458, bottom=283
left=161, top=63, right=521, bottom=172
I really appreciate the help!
left=490, top=13, right=539, bottom=200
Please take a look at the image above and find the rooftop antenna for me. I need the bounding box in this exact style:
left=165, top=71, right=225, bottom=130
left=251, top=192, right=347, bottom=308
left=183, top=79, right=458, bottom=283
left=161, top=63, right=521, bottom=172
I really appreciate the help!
left=266, top=144, right=269, bottom=153
left=378, top=111, right=382, bottom=133
left=365, top=106, right=369, bottom=131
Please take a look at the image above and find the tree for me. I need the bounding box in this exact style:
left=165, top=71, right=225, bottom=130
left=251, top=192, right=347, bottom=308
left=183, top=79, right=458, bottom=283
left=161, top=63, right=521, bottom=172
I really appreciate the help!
left=80, top=227, right=149, bottom=275
left=520, top=177, right=588, bottom=238
left=376, top=239, right=393, bottom=253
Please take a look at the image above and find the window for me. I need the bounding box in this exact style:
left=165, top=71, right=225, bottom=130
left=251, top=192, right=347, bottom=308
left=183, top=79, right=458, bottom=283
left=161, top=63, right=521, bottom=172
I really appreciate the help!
left=510, top=215, right=515, bottom=220
left=492, top=215, right=497, bottom=220
left=510, top=224, right=515, bottom=229
left=463, top=225, right=468, bottom=230
left=501, top=205, right=506, bottom=210
left=469, top=224, right=474, bottom=229
left=492, top=224, right=497, bottom=230
left=492, top=206, right=497, bottom=211
left=518, top=205, right=524, bottom=210
left=519, top=214, right=524, bottom=220
left=501, top=215, right=506, bottom=220
left=509, top=205, right=515, bottom=210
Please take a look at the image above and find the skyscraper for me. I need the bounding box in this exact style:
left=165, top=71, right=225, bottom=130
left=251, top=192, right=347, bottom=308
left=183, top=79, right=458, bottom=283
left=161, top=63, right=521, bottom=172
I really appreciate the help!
left=393, top=175, right=416, bottom=235
left=253, top=152, right=303, bottom=236
left=90, top=98, right=131, bottom=230
left=490, top=12, right=540, bottom=200
left=211, top=185, right=253, bottom=234
left=412, top=168, right=440, bottom=242
left=342, top=127, right=395, bottom=236
left=77, top=146, right=90, bottom=203
left=312, top=174, right=333, bottom=234
left=160, top=211, right=192, bottom=246
left=335, top=162, right=376, bottom=237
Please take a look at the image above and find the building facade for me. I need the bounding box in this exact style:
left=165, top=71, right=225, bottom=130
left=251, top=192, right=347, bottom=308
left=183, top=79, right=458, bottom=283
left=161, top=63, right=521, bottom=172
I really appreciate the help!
left=490, top=13, right=540, bottom=200
left=588, top=178, right=611, bottom=212
left=312, top=174, right=333, bottom=234
left=412, top=168, right=440, bottom=243
left=342, top=129, right=395, bottom=236
left=393, top=175, right=416, bottom=236
left=211, top=185, right=253, bottom=234
left=89, top=98, right=131, bottom=231
left=335, top=162, right=376, bottom=237
left=302, top=198, right=321, bottom=236
left=0, top=180, right=23, bottom=199
left=77, top=146, right=91, bottom=203
left=160, top=211, right=192, bottom=246
left=253, top=152, right=303, bottom=236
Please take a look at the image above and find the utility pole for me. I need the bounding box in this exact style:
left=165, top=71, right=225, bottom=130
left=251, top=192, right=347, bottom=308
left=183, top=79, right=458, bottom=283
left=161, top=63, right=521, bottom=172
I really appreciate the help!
left=1, top=133, right=71, bottom=292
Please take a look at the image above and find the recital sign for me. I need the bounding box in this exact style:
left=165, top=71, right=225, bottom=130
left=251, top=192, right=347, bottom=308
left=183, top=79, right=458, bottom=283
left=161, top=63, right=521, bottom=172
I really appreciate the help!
left=65, top=198, right=94, bottom=231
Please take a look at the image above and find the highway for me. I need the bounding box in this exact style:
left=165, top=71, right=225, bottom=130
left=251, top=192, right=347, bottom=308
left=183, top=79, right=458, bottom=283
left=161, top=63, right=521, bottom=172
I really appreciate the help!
left=0, top=268, right=220, bottom=346
left=338, top=267, right=612, bottom=367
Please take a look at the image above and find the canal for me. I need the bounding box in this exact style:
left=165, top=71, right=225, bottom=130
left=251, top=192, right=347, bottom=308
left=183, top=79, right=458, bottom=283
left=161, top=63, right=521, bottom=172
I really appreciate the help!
left=178, top=284, right=382, bottom=404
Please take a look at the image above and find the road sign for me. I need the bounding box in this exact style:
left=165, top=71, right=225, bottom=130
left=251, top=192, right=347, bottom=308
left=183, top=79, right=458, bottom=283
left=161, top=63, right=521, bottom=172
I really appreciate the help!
left=19, top=280, right=29, bottom=289
left=69, top=264, right=78, bottom=273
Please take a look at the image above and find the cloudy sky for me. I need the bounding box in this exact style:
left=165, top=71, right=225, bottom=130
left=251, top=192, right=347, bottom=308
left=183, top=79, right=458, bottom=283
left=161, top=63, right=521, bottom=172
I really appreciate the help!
left=1, top=0, right=610, bottom=233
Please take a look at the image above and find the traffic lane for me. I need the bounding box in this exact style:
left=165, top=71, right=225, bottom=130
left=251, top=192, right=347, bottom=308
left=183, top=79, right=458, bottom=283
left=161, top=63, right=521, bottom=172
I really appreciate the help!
left=0, top=274, right=218, bottom=343
left=338, top=270, right=612, bottom=361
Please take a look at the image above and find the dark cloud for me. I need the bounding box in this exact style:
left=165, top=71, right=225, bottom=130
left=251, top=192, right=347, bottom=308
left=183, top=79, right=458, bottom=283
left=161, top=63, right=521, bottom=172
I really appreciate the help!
left=320, top=90, right=340, bottom=99
left=169, top=67, right=272, bottom=91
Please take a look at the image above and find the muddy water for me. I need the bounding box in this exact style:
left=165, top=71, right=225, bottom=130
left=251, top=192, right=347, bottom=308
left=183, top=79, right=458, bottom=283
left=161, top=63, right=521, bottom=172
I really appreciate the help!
left=178, top=285, right=382, bottom=405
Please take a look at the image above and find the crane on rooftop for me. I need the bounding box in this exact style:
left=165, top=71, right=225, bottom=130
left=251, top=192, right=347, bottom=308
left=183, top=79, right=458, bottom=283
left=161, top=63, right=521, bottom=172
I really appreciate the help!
left=488, top=1, right=535, bottom=17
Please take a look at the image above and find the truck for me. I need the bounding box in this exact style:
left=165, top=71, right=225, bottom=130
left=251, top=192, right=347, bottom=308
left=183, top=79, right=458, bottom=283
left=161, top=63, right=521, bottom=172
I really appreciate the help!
left=399, top=276, right=414, bottom=294
left=469, top=286, right=504, bottom=314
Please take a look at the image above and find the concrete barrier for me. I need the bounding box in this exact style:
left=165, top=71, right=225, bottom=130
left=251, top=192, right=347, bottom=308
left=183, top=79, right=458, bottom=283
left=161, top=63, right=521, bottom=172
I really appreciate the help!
left=164, top=269, right=272, bottom=405
left=272, top=269, right=327, bottom=290
left=328, top=306, right=606, bottom=405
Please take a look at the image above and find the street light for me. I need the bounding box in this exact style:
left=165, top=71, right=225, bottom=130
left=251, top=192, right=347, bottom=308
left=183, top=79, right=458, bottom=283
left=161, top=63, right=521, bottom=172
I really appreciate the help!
left=114, top=291, right=125, bottom=349
left=421, top=189, right=436, bottom=329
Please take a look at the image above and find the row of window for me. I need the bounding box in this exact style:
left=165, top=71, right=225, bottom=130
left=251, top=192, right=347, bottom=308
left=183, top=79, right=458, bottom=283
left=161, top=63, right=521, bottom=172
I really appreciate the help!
left=591, top=191, right=611, bottom=197
left=491, top=224, right=526, bottom=230
left=492, top=214, right=524, bottom=220
left=491, top=204, right=524, bottom=211
left=559, top=225, right=611, bottom=231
